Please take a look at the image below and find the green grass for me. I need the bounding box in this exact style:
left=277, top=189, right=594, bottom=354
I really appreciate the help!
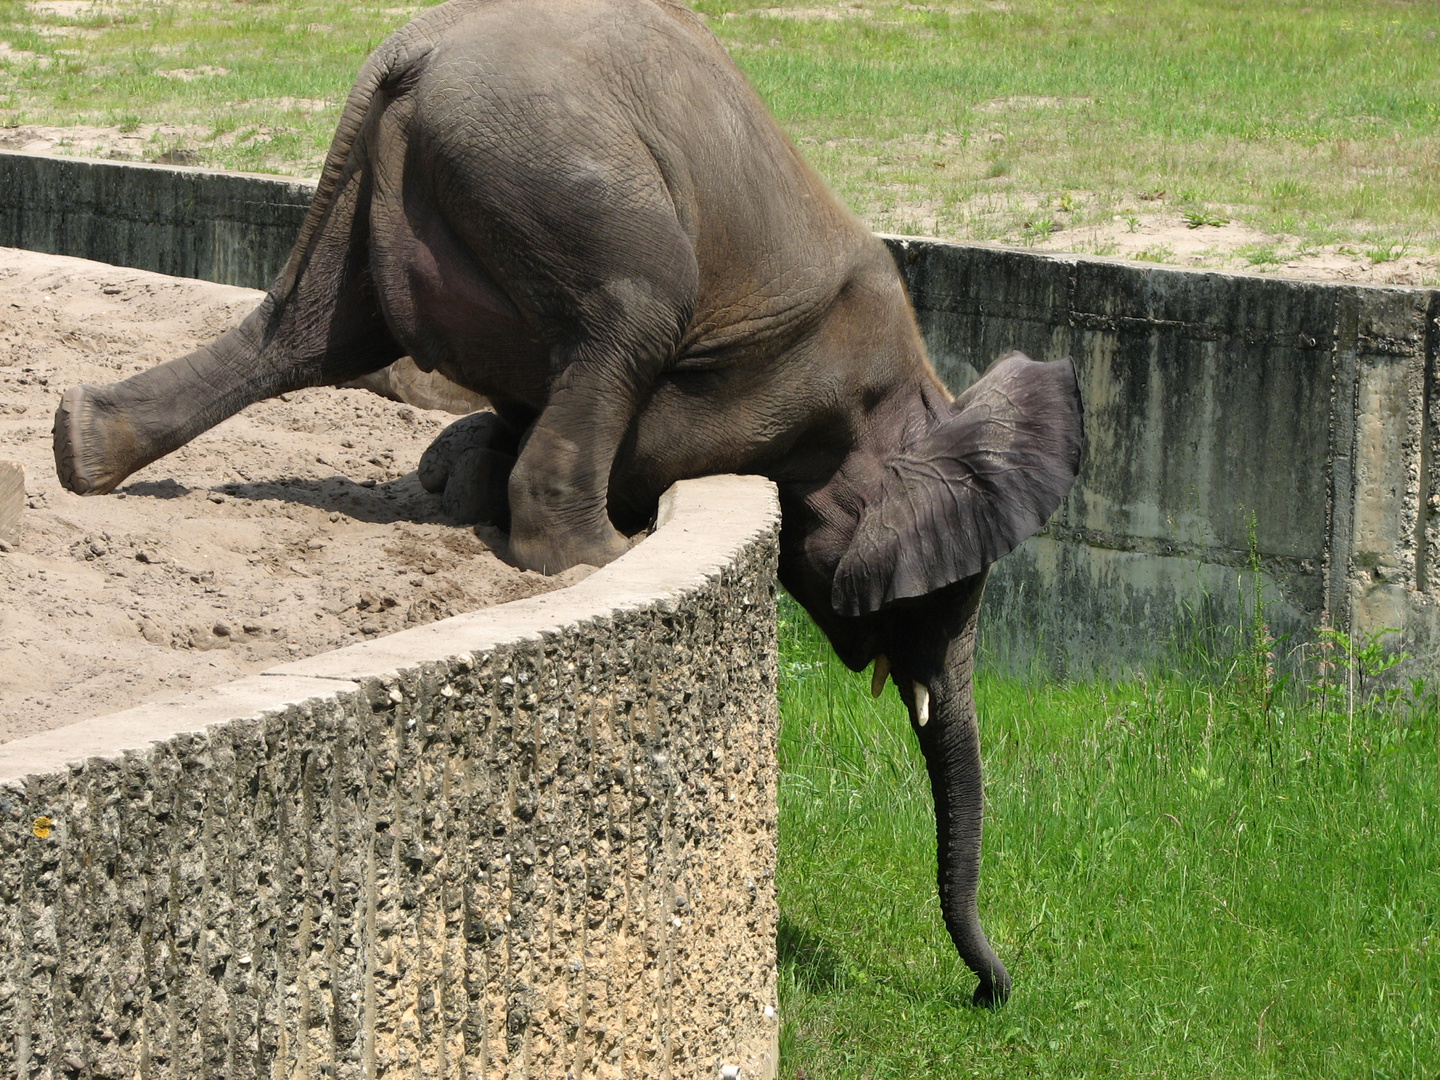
left=0, top=0, right=434, bottom=174
left=710, top=0, right=1440, bottom=255
left=777, top=595, right=1440, bottom=1077
left=2, top=0, right=1437, bottom=255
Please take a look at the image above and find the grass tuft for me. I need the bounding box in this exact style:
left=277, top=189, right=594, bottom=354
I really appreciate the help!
left=1243, top=245, right=1283, bottom=267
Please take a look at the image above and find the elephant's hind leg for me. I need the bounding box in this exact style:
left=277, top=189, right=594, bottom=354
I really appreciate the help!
left=54, top=76, right=404, bottom=496
left=410, top=99, right=700, bottom=571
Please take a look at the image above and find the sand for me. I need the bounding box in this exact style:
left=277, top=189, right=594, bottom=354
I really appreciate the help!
left=0, top=248, right=586, bottom=744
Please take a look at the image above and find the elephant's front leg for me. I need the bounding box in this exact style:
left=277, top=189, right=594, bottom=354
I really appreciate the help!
left=506, top=371, right=637, bottom=574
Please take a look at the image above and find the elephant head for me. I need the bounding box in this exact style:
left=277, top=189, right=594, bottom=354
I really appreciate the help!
left=780, top=350, right=1084, bottom=1006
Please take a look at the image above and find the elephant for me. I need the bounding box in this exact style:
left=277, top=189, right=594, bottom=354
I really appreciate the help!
left=51, top=0, right=1082, bottom=1005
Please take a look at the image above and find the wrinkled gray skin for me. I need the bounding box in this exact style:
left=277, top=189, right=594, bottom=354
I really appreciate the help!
left=52, top=0, right=1082, bottom=1005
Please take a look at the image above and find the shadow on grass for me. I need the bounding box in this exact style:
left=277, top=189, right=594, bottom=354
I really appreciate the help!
left=779, top=914, right=982, bottom=1011
left=777, top=916, right=853, bottom=994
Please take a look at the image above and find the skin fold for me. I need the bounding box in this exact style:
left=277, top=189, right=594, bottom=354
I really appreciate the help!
left=52, top=0, right=1083, bottom=1005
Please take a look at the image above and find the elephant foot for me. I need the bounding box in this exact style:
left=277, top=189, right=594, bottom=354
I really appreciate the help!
left=442, top=447, right=516, bottom=528
left=419, top=410, right=525, bottom=527
left=418, top=410, right=521, bottom=494
left=508, top=521, right=630, bottom=576
left=53, top=385, right=141, bottom=495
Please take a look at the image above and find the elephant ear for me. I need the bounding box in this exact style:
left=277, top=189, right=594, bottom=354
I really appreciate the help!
left=831, top=352, right=1084, bottom=616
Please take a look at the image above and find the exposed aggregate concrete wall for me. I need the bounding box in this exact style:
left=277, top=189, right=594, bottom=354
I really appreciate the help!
left=0, top=475, right=782, bottom=1080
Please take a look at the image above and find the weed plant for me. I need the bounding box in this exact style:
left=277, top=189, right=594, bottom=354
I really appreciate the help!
left=777, top=591, right=1440, bottom=1077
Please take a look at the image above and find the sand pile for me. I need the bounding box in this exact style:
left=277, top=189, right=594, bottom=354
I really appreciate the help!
left=0, top=248, right=582, bottom=743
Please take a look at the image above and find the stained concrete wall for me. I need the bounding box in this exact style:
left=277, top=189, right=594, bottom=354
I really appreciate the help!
left=885, top=237, right=1440, bottom=676
left=0, top=151, right=312, bottom=289
left=6, top=150, right=1440, bottom=675
left=0, top=474, right=782, bottom=1080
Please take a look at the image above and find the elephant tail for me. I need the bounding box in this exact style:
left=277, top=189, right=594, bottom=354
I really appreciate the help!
left=272, top=7, right=463, bottom=301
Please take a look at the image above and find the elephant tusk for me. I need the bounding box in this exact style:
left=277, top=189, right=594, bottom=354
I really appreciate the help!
left=913, top=681, right=930, bottom=727
left=871, top=654, right=891, bottom=698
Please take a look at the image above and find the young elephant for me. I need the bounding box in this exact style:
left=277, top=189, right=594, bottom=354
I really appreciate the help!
left=52, top=0, right=1082, bottom=1004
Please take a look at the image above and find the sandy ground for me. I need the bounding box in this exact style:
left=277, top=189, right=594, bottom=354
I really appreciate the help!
left=0, top=248, right=588, bottom=744
left=0, top=119, right=325, bottom=171
left=1022, top=208, right=1438, bottom=288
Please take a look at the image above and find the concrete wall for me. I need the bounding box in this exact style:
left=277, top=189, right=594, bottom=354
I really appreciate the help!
left=0, top=475, right=782, bottom=1080
left=6, top=149, right=1440, bottom=675
left=0, top=151, right=312, bottom=289
left=886, top=237, right=1440, bottom=676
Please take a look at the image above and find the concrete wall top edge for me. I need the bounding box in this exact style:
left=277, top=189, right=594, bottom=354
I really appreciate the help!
left=0, top=473, right=780, bottom=787
left=0, top=148, right=319, bottom=195
left=880, top=231, right=1439, bottom=302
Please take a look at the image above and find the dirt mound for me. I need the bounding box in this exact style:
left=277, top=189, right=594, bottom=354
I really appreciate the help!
left=0, top=248, right=583, bottom=744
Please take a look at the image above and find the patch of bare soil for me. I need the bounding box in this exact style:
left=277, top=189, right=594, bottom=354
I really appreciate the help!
left=1024, top=205, right=1438, bottom=287
left=0, top=248, right=583, bottom=744
left=716, top=1, right=1007, bottom=19
left=0, top=122, right=290, bottom=166
left=875, top=190, right=1438, bottom=286
left=25, top=0, right=128, bottom=17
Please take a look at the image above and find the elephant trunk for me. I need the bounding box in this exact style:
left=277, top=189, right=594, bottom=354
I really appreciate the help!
left=912, top=589, right=1011, bottom=1007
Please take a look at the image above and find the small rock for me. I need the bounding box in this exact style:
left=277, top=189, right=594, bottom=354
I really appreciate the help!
left=188, top=625, right=229, bottom=651
left=135, top=549, right=161, bottom=564
left=207, top=492, right=225, bottom=504
left=212, top=622, right=231, bottom=637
